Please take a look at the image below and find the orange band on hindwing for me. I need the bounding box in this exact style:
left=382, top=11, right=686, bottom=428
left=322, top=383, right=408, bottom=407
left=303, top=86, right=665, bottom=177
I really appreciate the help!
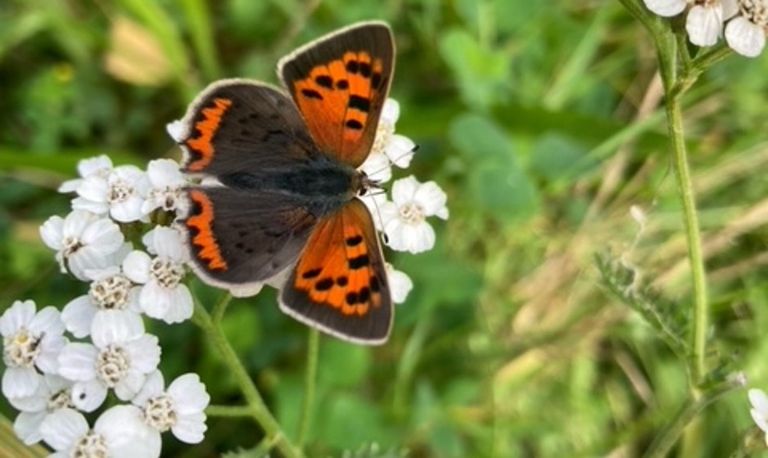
left=185, top=98, right=233, bottom=172
left=185, top=190, right=228, bottom=271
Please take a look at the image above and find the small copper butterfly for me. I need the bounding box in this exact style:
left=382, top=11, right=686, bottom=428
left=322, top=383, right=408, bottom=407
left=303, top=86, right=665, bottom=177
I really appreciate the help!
left=174, top=22, right=396, bottom=344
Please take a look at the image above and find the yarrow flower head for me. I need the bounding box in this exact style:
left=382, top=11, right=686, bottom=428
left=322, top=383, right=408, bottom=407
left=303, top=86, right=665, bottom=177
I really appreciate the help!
left=61, top=264, right=142, bottom=339
left=360, top=98, right=416, bottom=182
left=40, top=406, right=160, bottom=458
left=58, top=155, right=114, bottom=194
left=123, top=226, right=193, bottom=324
left=380, top=176, right=449, bottom=254
left=132, top=371, right=210, bottom=444
left=726, top=0, right=768, bottom=57
left=11, top=374, right=74, bottom=445
left=10, top=152, right=214, bottom=454
left=1, top=301, right=66, bottom=400
left=643, top=0, right=768, bottom=56
left=141, top=158, right=189, bottom=215
left=57, top=311, right=160, bottom=412
left=39, top=210, right=125, bottom=281
left=72, top=164, right=150, bottom=223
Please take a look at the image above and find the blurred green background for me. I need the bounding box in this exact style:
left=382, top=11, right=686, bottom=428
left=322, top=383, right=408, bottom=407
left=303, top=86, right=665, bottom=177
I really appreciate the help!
left=2, top=0, right=768, bottom=456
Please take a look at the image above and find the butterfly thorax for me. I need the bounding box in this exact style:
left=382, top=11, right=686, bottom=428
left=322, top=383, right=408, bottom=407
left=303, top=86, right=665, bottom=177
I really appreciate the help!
left=219, top=156, right=362, bottom=217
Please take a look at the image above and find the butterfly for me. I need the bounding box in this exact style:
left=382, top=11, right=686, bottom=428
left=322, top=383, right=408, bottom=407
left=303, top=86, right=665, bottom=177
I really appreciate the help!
left=174, top=21, right=397, bottom=345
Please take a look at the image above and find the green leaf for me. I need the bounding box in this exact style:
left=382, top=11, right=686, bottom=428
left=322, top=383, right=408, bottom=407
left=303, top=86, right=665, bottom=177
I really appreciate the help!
left=318, top=338, right=371, bottom=388
left=220, top=304, right=262, bottom=352
left=469, top=161, right=539, bottom=220
left=448, top=113, right=515, bottom=162
left=438, top=28, right=510, bottom=109
left=449, top=113, right=540, bottom=221
left=529, top=133, right=594, bottom=182
left=395, top=237, right=482, bottom=308
left=316, top=392, right=394, bottom=449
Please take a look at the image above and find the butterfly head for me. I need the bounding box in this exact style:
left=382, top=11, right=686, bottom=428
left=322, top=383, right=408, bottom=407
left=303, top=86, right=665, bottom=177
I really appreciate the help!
left=356, top=170, right=384, bottom=197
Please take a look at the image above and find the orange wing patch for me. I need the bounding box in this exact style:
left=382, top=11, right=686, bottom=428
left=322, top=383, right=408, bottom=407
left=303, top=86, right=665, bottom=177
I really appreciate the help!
left=291, top=52, right=386, bottom=167
left=185, top=189, right=228, bottom=271
left=293, top=203, right=385, bottom=317
left=184, top=97, right=233, bottom=172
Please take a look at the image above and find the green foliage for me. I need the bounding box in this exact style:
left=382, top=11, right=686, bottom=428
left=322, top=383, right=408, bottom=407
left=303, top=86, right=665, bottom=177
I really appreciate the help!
left=596, top=252, right=688, bottom=357
left=2, top=0, right=768, bottom=456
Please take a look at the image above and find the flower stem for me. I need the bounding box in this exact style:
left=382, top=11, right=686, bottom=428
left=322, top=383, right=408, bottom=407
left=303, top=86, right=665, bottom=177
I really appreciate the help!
left=206, top=405, right=253, bottom=417
left=212, top=291, right=233, bottom=324
left=643, top=375, right=745, bottom=458
left=297, top=328, right=320, bottom=448
left=664, top=95, right=708, bottom=387
left=193, top=301, right=302, bottom=458
left=627, top=0, right=709, bottom=388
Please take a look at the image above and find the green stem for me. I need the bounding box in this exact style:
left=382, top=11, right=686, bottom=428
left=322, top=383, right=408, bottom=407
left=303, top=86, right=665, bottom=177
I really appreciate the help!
left=206, top=405, right=253, bottom=418
left=297, top=328, right=320, bottom=448
left=193, top=302, right=302, bottom=458
left=643, top=375, right=745, bottom=458
left=212, top=292, right=233, bottom=324
left=665, top=96, right=708, bottom=387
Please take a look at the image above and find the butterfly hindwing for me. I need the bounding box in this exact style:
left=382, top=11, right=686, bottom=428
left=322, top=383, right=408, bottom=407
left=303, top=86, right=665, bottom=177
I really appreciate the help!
left=280, top=199, right=392, bottom=344
left=182, top=186, right=317, bottom=290
left=278, top=21, right=395, bottom=168
left=177, top=79, right=316, bottom=176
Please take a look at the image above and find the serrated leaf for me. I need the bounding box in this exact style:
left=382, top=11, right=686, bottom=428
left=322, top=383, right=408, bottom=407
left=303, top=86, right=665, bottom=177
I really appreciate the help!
left=595, top=252, right=688, bottom=356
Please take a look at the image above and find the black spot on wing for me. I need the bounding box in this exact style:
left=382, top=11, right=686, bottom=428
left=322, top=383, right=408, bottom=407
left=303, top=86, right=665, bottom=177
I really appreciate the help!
left=345, top=235, right=363, bottom=246
left=372, top=72, right=382, bottom=88
left=345, top=119, right=363, bottom=130
left=359, top=62, right=372, bottom=78
left=315, top=277, right=334, bottom=291
left=348, top=96, right=370, bottom=113
left=301, top=89, right=323, bottom=99
left=358, top=287, right=370, bottom=303
left=348, top=254, right=369, bottom=269
left=315, top=75, right=333, bottom=88
left=302, top=268, right=322, bottom=279
left=370, top=276, right=380, bottom=292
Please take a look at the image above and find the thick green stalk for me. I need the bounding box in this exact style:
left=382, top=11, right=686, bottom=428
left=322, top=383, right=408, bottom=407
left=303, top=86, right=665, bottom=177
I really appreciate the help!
left=297, top=328, right=320, bottom=448
left=665, top=96, right=708, bottom=387
left=620, top=0, right=708, bottom=390
left=194, top=302, right=302, bottom=458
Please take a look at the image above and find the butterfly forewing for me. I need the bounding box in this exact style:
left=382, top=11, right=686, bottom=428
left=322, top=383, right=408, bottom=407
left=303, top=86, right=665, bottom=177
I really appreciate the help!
left=177, top=80, right=316, bottom=175
left=280, top=199, right=392, bottom=344
left=278, top=22, right=395, bottom=168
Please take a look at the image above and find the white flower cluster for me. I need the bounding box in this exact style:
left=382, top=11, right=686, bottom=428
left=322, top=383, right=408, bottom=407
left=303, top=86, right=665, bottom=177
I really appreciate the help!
left=643, top=0, right=768, bottom=57
left=2, top=157, right=209, bottom=456
left=1, top=95, right=444, bottom=454
left=358, top=99, right=449, bottom=301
